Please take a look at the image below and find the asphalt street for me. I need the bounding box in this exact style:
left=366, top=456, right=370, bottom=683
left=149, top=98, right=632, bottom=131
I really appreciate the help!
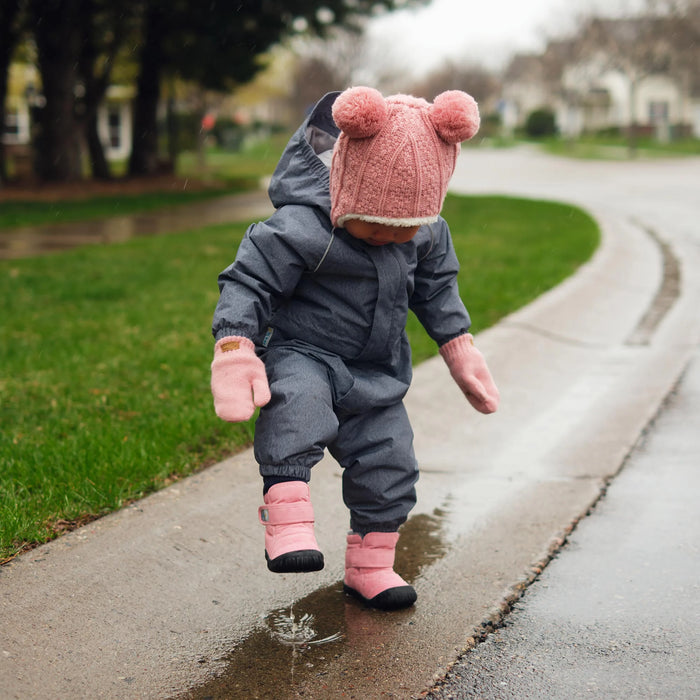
left=1, top=147, right=699, bottom=699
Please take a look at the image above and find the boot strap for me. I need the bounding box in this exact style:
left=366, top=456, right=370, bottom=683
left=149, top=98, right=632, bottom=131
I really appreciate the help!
left=259, top=501, right=314, bottom=526
left=345, top=547, right=395, bottom=569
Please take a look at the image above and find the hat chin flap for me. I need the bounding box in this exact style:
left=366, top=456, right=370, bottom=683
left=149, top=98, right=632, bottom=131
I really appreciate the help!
left=332, top=86, right=389, bottom=138
left=429, top=91, right=480, bottom=144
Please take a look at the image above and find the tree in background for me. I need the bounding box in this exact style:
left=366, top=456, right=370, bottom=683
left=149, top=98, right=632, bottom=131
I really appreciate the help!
left=30, top=0, right=84, bottom=181
left=75, top=0, right=141, bottom=180
left=653, top=0, right=700, bottom=137
left=290, top=54, right=345, bottom=121
left=571, top=0, right=700, bottom=152
left=1, top=0, right=428, bottom=182
left=127, top=0, right=428, bottom=176
left=287, top=27, right=374, bottom=123
left=578, top=16, right=673, bottom=152
left=407, top=60, right=501, bottom=106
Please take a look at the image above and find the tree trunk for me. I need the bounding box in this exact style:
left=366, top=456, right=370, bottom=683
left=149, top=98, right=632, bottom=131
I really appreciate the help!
left=85, top=110, right=111, bottom=180
left=32, top=0, right=83, bottom=181
left=627, top=77, right=639, bottom=159
left=75, top=0, right=111, bottom=181
left=0, top=52, right=10, bottom=185
left=128, top=4, right=164, bottom=176
left=166, top=92, right=179, bottom=165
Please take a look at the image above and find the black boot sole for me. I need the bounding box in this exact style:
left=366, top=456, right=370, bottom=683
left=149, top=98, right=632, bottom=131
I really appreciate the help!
left=343, top=583, right=417, bottom=611
left=266, top=549, right=324, bottom=573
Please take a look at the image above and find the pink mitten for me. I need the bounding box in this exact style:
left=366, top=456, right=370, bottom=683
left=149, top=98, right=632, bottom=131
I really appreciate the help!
left=439, top=334, right=499, bottom=414
left=211, top=336, right=271, bottom=422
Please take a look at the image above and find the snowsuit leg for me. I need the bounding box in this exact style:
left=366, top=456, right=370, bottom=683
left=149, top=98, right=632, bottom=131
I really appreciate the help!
left=329, top=402, right=418, bottom=535
left=255, top=347, right=418, bottom=533
left=254, top=349, right=338, bottom=481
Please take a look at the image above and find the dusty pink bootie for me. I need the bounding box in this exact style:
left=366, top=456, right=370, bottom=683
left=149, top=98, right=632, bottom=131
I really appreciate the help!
left=343, top=532, right=417, bottom=610
left=259, top=482, right=324, bottom=573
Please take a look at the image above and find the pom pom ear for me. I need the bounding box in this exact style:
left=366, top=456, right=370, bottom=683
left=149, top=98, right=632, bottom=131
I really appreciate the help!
left=429, top=91, right=480, bottom=144
left=332, top=86, right=389, bottom=138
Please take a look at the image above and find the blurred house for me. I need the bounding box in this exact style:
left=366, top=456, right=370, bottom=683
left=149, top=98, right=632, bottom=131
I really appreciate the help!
left=2, top=62, right=134, bottom=173
left=500, top=18, right=700, bottom=139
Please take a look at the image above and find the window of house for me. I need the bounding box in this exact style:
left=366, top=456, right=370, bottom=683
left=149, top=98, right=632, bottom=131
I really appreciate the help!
left=3, top=109, right=21, bottom=143
left=649, top=101, right=669, bottom=124
left=107, top=107, right=121, bottom=149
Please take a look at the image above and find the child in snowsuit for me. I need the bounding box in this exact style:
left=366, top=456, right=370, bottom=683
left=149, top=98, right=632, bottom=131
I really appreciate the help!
left=211, top=86, right=499, bottom=611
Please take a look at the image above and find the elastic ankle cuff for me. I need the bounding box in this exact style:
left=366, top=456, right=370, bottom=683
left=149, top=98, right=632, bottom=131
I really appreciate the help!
left=262, top=476, right=306, bottom=495
left=350, top=521, right=403, bottom=537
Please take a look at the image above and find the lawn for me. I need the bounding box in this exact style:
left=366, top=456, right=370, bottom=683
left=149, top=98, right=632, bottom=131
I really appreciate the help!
left=0, top=194, right=599, bottom=561
left=177, top=134, right=290, bottom=180
left=540, top=134, right=700, bottom=160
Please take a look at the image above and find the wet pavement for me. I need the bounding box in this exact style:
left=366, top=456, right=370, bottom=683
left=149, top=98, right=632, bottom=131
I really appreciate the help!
left=427, top=350, right=700, bottom=700
left=1, top=148, right=699, bottom=699
left=0, top=190, right=273, bottom=259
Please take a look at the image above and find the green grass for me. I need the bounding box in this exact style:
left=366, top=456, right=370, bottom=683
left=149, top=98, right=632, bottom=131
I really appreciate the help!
left=540, top=135, right=700, bottom=160
left=177, top=134, right=290, bottom=180
left=0, top=194, right=599, bottom=561
left=406, top=195, right=599, bottom=362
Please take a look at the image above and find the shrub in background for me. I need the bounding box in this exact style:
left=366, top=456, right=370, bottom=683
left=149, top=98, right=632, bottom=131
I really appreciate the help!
left=525, top=108, right=557, bottom=138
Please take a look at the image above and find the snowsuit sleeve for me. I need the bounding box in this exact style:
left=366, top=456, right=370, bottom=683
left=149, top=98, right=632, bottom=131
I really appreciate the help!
left=212, top=206, right=329, bottom=343
left=409, top=218, right=471, bottom=347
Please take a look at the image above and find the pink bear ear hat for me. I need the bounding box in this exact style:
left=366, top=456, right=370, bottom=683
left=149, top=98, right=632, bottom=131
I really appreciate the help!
left=330, top=86, right=480, bottom=228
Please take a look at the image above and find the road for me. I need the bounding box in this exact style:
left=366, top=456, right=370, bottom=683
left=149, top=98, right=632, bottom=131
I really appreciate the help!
left=1, top=148, right=699, bottom=699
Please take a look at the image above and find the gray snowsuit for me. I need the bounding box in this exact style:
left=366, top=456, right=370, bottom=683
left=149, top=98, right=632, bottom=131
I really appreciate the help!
left=212, top=92, right=472, bottom=533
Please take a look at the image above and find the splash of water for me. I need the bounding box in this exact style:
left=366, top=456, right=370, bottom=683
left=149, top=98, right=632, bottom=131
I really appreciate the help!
left=268, top=607, right=343, bottom=649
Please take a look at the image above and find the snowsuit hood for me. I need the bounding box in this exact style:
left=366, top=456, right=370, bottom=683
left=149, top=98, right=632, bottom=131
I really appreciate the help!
left=267, top=92, right=340, bottom=217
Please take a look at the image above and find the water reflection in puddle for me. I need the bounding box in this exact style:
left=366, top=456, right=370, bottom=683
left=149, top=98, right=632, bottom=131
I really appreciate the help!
left=180, top=509, right=449, bottom=700
left=0, top=193, right=273, bottom=259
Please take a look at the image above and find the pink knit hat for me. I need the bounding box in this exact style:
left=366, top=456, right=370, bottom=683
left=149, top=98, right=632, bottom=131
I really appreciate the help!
left=330, top=87, right=480, bottom=228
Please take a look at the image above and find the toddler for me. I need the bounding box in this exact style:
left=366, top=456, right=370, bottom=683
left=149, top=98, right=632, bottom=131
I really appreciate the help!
left=211, top=86, right=499, bottom=611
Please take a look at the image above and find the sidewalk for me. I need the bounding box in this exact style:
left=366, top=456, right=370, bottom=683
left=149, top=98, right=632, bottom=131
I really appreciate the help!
left=1, top=149, right=699, bottom=699
left=427, top=348, right=700, bottom=699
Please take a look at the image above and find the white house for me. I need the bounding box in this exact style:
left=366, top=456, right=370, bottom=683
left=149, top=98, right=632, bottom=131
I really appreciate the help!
left=500, top=18, right=700, bottom=139
left=558, top=58, right=698, bottom=139
left=500, top=54, right=550, bottom=134
left=2, top=63, right=134, bottom=165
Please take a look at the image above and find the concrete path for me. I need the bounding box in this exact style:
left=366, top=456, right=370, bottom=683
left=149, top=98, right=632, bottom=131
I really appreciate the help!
left=1, top=148, right=699, bottom=699
left=427, top=348, right=700, bottom=699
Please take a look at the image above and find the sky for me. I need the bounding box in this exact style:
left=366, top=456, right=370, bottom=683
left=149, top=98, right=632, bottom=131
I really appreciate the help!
left=365, top=0, right=642, bottom=74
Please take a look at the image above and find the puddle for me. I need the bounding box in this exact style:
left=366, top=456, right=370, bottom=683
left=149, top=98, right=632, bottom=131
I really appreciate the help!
left=0, top=192, right=273, bottom=259
left=178, top=509, right=449, bottom=700
left=268, top=609, right=343, bottom=648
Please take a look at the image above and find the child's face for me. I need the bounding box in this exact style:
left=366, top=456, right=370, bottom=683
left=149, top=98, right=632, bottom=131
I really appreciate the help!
left=344, top=219, right=421, bottom=246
